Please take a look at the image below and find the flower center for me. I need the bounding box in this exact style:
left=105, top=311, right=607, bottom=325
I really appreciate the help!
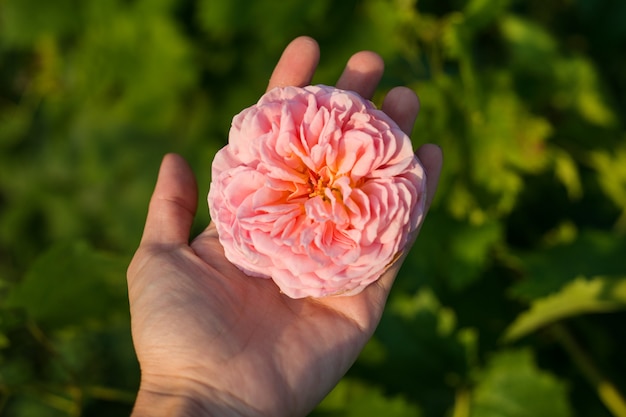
left=307, top=169, right=340, bottom=201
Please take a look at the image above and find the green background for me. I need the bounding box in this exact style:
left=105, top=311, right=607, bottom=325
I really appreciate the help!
left=1, top=0, right=625, bottom=415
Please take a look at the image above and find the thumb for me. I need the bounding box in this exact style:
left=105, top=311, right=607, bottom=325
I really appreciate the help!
left=139, top=153, right=198, bottom=247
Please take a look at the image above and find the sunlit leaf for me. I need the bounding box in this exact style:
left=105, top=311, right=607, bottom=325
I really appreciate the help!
left=499, top=14, right=557, bottom=73
left=389, top=288, right=458, bottom=336
left=504, top=276, right=626, bottom=342
left=464, top=0, right=510, bottom=31
left=441, top=13, right=469, bottom=60
left=589, top=145, right=626, bottom=216
left=553, top=56, right=616, bottom=126
left=553, top=150, right=583, bottom=200
left=469, top=76, right=552, bottom=215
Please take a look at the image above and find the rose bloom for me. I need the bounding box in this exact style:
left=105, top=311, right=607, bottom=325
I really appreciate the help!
left=208, top=84, right=426, bottom=298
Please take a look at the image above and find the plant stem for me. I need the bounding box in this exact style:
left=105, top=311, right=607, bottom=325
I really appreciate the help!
left=26, top=320, right=84, bottom=414
left=553, top=324, right=626, bottom=417
left=451, top=387, right=470, bottom=417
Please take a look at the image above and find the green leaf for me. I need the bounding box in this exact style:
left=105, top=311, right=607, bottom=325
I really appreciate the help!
left=389, top=288, right=458, bottom=337
left=0, top=104, right=32, bottom=148
left=404, top=211, right=502, bottom=291
left=468, top=75, right=553, bottom=215
left=470, top=349, right=572, bottom=417
left=0, top=0, right=85, bottom=46
left=553, top=150, right=583, bottom=200
left=512, top=230, right=626, bottom=301
left=4, top=241, right=129, bottom=329
left=552, top=56, right=617, bottom=126
left=360, top=288, right=475, bottom=415
left=499, top=14, right=557, bottom=73
left=312, top=378, right=422, bottom=417
left=447, top=219, right=502, bottom=290
left=464, top=0, right=511, bottom=31
left=1, top=392, right=74, bottom=417
left=590, top=145, right=626, bottom=213
left=504, top=276, right=626, bottom=342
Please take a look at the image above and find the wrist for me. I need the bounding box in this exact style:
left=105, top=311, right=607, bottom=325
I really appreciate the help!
left=131, top=374, right=261, bottom=417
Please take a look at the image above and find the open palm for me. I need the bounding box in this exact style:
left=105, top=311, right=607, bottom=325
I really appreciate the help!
left=127, top=36, right=443, bottom=417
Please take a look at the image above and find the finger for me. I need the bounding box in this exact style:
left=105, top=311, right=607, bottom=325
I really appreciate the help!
left=416, top=144, right=443, bottom=212
left=267, top=36, right=320, bottom=91
left=381, top=87, right=420, bottom=136
left=335, top=51, right=384, bottom=99
left=140, top=153, right=198, bottom=247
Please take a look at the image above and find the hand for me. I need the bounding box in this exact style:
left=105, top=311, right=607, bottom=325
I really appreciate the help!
left=127, top=36, right=443, bottom=417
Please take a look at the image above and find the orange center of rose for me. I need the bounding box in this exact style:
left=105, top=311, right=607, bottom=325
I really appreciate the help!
left=307, top=169, right=341, bottom=201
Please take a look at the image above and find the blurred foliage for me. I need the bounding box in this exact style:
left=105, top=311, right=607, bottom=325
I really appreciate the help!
left=1, top=0, right=625, bottom=416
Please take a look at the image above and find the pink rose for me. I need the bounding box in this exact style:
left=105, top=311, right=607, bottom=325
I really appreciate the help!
left=208, top=84, right=426, bottom=298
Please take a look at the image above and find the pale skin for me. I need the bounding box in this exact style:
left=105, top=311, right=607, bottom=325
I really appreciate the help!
left=127, top=36, right=443, bottom=417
